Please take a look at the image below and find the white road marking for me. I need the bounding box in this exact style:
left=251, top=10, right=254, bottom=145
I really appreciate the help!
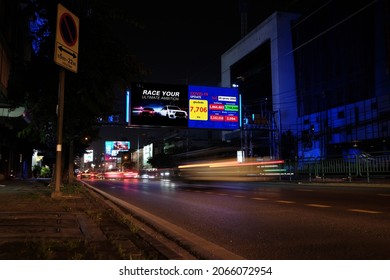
left=348, top=209, right=382, bottom=214
left=305, top=203, right=332, bottom=208
left=276, top=200, right=296, bottom=204
left=251, top=197, right=268, bottom=201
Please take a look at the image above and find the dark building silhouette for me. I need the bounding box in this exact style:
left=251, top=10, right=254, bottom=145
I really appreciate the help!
left=0, top=0, right=33, bottom=179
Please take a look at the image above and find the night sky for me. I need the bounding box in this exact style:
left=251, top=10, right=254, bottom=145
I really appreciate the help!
left=98, top=0, right=319, bottom=150
left=123, top=0, right=313, bottom=86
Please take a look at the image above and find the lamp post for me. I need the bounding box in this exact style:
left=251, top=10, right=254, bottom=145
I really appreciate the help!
left=137, top=134, right=140, bottom=171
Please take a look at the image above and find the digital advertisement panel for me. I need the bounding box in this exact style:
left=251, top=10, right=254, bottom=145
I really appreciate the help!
left=83, top=150, right=93, bottom=163
left=104, top=141, right=130, bottom=159
left=188, top=85, right=239, bottom=130
left=130, top=82, right=189, bottom=127
left=129, top=82, right=240, bottom=130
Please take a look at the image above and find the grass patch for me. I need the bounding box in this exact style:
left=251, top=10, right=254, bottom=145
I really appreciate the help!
left=60, top=182, right=84, bottom=195
left=0, top=239, right=92, bottom=259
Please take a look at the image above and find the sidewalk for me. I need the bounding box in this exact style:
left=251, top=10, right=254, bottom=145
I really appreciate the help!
left=0, top=178, right=166, bottom=260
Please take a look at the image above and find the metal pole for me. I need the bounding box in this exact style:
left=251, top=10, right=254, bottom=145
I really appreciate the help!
left=348, top=158, right=351, bottom=182
left=52, top=69, right=65, bottom=198
left=137, top=134, right=140, bottom=171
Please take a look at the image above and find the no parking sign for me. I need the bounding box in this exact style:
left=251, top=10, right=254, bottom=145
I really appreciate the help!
left=54, top=4, right=79, bottom=73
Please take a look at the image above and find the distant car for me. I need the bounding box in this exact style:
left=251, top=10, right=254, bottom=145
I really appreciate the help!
left=103, top=169, right=123, bottom=180
left=140, top=107, right=156, bottom=117
left=78, top=171, right=98, bottom=179
left=103, top=169, right=138, bottom=179
left=159, top=105, right=187, bottom=119
left=123, top=170, right=139, bottom=179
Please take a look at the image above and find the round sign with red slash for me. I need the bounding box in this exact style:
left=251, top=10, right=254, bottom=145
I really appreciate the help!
left=59, top=12, right=78, bottom=47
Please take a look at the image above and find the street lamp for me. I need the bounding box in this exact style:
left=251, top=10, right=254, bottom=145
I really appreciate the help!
left=137, top=134, right=140, bottom=171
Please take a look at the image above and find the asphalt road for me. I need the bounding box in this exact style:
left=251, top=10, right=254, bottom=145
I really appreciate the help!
left=84, top=178, right=390, bottom=259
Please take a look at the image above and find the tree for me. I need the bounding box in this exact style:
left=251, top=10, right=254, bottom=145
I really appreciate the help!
left=18, top=0, right=148, bottom=182
left=147, top=153, right=176, bottom=169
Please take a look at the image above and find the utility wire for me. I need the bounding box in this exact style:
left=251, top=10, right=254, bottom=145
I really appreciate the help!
left=291, top=0, right=334, bottom=29
left=288, top=0, right=378, bottom=54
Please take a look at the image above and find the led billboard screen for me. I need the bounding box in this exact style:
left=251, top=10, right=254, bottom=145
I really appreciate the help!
left=188, top=85, right=239, bottom=130
left=83, top=149, right=93, bottom=163
left=130, top=82, right=188, bottom=127
left=105, top=141, right=130, bottom=158
left=129, top=82, right=240, bottom=130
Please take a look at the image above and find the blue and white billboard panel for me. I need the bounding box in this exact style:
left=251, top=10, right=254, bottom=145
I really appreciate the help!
left=188, top=85, right=239, bottom=130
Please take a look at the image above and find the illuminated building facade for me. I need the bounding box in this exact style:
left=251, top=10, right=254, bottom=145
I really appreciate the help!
left=222, top=0, right=390, bottom=160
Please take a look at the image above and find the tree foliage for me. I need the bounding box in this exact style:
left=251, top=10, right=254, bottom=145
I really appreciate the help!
left=147, top=153, right=176, bottom=169
left=17, top=0, right=147, bottom=180
left=19, top=0, right=146, bottom=153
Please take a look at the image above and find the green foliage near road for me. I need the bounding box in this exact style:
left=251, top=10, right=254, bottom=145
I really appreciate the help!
left=147, top=152, right=176, bottom=169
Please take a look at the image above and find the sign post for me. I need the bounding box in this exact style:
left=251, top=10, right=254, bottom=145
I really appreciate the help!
left=52, top=68, right=65, bottom=198
left=52, top=4, right=79, bottom=198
